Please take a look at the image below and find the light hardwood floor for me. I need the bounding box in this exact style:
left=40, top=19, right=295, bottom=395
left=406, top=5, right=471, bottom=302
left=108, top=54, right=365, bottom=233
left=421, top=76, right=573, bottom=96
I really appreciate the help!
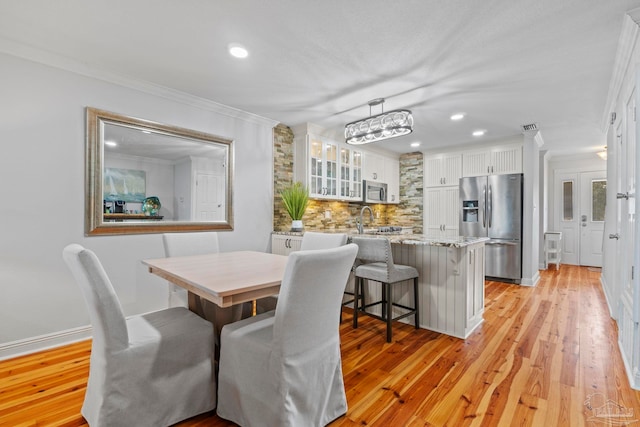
left=2, top=265, right=640, bottom=426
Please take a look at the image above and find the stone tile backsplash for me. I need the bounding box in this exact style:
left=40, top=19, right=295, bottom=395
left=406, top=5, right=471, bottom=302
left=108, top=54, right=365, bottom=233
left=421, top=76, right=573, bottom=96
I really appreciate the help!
left=273, top=124, right=423, bottom=233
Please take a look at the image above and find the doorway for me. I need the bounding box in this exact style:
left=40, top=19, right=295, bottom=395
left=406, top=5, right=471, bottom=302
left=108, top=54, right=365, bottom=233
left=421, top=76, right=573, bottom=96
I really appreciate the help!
left=194, top=171, right=225, bottom=221
left=554, top=169, right=606, bottom=267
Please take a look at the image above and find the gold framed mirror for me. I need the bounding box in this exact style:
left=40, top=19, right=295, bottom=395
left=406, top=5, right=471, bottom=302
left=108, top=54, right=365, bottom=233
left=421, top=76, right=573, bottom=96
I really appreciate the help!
left=86, top=107, right=233, bottom=235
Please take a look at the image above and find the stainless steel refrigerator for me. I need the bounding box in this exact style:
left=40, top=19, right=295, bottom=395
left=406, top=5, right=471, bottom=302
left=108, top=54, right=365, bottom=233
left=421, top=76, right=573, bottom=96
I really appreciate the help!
left=459, top=173, right=523, bottom=283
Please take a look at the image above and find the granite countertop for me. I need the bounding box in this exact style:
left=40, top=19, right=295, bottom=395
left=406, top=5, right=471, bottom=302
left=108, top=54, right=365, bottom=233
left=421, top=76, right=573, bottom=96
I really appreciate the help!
left=272, top=230, right=489, bottom=248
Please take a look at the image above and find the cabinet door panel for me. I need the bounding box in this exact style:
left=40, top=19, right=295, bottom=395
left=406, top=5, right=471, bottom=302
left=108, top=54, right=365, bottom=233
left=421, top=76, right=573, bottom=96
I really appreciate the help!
left=462, top=152, right=490, bottom=177
left=364, top=152, right=385, bottom=181
left=442, top=186, right=460, bottom=230
left=424, top=188, right=443, bottom=235
left=491, top=146, right=522, bottom=174
left=385, top=157, right=400, bottom=204
left=442, top=154, right=462, bottom=186
left=424, top=156, right=444, bottom=186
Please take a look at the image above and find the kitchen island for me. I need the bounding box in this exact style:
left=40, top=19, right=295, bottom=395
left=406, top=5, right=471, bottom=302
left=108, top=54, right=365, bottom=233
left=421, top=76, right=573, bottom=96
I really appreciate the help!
left=272, top=231, right=488, bottom=339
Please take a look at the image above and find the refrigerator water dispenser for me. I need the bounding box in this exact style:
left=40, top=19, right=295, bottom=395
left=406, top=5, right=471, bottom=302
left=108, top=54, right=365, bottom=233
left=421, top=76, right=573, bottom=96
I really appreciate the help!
left=462, top=200, right=479, bottom=223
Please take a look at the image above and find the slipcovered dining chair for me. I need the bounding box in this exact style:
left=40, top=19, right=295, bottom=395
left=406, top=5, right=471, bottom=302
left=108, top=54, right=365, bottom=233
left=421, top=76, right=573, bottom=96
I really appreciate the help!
left=162, top=232, right=252, bottom=326
left=217, top=243, right=358, bottom=427
left=350, top=236, right=420, bottom=342
left=62, top=244, right=216, bottom=427
left=255, top=231, right=348, bottom=313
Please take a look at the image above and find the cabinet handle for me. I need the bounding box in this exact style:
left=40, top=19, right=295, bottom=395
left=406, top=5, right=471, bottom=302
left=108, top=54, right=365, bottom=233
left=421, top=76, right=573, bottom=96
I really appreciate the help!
left=491, top=166, right=494, bottom=173
left=487, top=166, right=490, bottom=174
left=443, top=177, right=446, bottom=185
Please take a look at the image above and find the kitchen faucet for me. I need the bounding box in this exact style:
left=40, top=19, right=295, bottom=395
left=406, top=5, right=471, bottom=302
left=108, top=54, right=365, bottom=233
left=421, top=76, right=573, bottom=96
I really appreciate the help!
left=357, top=206, right=374, bottom=234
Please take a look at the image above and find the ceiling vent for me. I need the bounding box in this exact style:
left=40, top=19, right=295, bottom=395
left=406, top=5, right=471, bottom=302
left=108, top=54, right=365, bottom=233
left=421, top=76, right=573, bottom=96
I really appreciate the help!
left=521, top=123, right=539, bottom=132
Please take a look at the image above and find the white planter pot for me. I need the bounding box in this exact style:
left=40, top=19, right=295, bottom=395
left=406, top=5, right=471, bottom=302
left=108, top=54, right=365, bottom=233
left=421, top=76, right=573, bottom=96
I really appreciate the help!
left=291, top=220, right=303, bottom=232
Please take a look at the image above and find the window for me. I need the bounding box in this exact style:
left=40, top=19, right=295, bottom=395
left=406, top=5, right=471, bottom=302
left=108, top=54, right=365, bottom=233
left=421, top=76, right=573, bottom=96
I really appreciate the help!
left=591, top=180, right=606, bottom=222
left=562, top=180, right=573, bottom=221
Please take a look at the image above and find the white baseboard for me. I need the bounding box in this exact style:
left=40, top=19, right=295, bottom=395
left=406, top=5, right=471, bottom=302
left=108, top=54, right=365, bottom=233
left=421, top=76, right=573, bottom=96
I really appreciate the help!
left=520, top=270, right=541, bottom=287
left=600, top=275, right=617, bottom=319
left=0, top=325, right=92, bottom=361
left=618, top=338, right=640, bottom=390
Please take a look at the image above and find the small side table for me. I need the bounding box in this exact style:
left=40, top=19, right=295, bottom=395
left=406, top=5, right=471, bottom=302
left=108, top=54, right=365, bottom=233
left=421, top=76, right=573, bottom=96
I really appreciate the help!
left=544, top=232, right=562, bottom=270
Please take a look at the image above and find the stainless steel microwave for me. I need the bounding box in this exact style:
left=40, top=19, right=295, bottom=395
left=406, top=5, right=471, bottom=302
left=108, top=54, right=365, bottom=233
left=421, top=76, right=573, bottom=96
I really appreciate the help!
left=363, top=180, right=387, bottom=203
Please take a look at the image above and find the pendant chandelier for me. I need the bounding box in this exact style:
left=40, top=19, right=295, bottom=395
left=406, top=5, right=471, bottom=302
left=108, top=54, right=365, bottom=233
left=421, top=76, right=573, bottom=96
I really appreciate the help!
left=345, top=98, right=413, bottom=145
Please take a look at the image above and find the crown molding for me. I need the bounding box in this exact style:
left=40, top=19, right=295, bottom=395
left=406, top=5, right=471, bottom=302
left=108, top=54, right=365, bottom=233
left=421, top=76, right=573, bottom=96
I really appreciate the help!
left=601, top=8, right=640, bottom=131
left=0, top=37, right=279, bottom=128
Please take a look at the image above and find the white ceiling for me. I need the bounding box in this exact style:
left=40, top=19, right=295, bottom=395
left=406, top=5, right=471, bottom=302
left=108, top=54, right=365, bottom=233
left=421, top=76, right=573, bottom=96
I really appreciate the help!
left=1, top=1, right=639, bottom=155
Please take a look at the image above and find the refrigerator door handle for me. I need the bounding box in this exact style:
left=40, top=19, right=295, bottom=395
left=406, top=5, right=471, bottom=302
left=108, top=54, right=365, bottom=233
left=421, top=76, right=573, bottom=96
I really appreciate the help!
left=482, top=185, right=487, bottom=228
left=488, top=184, right=493, bottom=228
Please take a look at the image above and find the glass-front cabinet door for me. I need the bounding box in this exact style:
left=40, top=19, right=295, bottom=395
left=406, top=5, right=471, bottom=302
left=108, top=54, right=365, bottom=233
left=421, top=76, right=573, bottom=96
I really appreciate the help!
left=340, top=147, right=363, bottom=200
left=309, top=135, right=338, bottom=198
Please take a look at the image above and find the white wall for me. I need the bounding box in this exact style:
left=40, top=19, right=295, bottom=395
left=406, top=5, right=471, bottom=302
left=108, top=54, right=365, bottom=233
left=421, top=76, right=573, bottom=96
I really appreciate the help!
left=0, top=52, right=276, bottom=354
left=599, top=8, right=640, bottom=389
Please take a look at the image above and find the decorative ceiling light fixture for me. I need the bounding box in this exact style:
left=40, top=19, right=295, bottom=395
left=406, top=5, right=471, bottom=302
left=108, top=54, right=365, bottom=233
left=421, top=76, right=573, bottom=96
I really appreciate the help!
left=345, top=98, right=413, bottom=145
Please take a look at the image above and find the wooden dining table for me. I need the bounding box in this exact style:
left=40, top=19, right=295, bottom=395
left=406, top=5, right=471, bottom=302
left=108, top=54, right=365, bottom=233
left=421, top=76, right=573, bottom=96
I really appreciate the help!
left=142, top=250, right=289, bottom=309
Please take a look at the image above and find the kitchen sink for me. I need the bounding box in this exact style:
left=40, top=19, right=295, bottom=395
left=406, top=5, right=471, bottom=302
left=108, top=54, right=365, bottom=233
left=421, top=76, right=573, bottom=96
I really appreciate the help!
left=364, top=226, right=404, bottom=235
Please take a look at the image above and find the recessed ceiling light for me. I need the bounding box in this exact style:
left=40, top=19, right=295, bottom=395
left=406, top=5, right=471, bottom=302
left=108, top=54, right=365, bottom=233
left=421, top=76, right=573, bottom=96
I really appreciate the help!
left=472, top=130, right=486, bottom=137
left=450, top=113, right=465, bottom=121
left=105, top=141, right=117, bottom=147
left=228, top=43, right=249, bottom=59
left=410, top=142, right=421, bottom=147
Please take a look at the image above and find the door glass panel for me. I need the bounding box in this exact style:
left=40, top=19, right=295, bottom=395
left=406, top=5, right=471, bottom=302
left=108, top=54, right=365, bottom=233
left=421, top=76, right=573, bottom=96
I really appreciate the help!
left=562, top=180, right=574, bottom=221
left=591, top=179, right=606, bottom=222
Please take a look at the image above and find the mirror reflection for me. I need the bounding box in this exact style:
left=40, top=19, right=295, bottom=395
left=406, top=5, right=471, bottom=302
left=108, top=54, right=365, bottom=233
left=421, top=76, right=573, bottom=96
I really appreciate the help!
left=86, top=108, right=233, bottom=235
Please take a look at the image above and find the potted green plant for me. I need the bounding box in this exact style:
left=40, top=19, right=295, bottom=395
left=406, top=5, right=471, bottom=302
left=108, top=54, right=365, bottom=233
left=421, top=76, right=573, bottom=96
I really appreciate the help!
left=281, top=181, right=309, bottom=231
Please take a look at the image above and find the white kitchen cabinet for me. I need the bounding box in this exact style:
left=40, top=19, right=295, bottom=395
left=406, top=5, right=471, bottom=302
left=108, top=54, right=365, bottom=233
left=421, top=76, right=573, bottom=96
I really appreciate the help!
left=462, top=145, right=522, bottom=177
left=424, top=186, right=459, bottom=237
left=363, top=152, right=385, bottom=182
left=294, top=133, right=365, bottom=202
left=271, top=234, right=302, bottom=255
left=307, top=135, right=339, bottom=198
left=385, top=156, right=400, bottom=204
left=424, top=153, right=462, bottom=187
left=339, top=146, right=363, bottom=200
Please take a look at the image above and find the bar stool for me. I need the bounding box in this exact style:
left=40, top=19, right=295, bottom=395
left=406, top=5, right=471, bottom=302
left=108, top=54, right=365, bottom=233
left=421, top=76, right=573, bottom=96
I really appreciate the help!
left=351, top=236, right=419, bottom=342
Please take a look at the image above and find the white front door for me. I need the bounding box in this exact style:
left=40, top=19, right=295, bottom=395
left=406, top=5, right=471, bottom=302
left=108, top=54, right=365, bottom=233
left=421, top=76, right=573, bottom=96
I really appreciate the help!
left=555, top=170, right=606, bottom=267
left=556, top=172, right=580, bottom=265
left=579, top=172, right=606, bottom=267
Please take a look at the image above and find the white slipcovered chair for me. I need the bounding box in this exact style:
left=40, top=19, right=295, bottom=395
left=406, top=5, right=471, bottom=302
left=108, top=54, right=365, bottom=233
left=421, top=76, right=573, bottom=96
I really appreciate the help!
left=62, top=244, right=216, bottom=427
left=255, top=232, right=348, bottom=314
left=162, top=232, right=252, bottom=328
left=162, top=231, right=222, bottom=307
left=217, top=243, right=358, bottom=427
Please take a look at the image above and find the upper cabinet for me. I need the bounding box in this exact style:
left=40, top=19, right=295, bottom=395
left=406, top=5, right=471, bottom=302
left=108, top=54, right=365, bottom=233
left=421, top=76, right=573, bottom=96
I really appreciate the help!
left=385, top=156, right=400, bottom=204
left=308, top=135, right=339, bottom=198
left=462, top=145, right=522, bottom=177
left=424, top=153, right=462, bottom=187
left=363, top=151, right=400, bottom=204
left=294, top=133, right=365, bottom=201
left=363, top=152, right=386, bottom=182
left=294, top=131, right=399, bottom=203
left=339, top=146, right=363, bottom=200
